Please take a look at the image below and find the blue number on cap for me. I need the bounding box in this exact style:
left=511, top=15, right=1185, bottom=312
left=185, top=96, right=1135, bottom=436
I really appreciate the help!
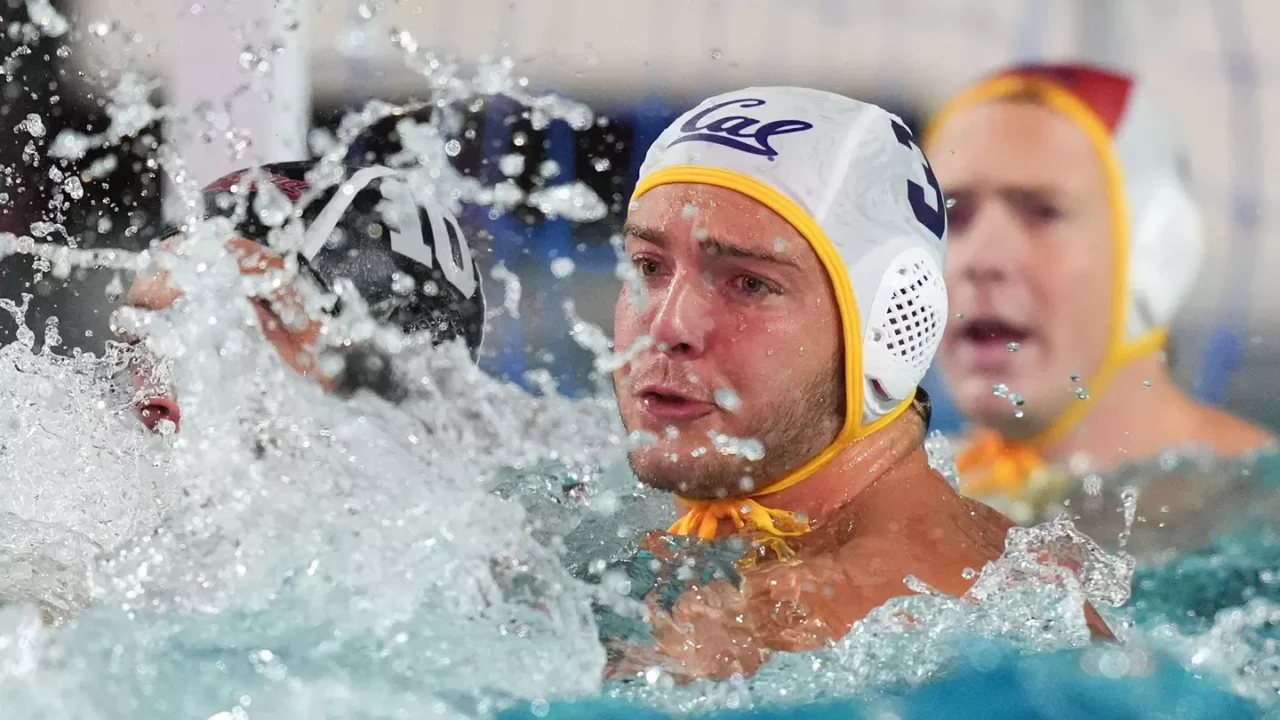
left=890, top=118, right=947, bottom=241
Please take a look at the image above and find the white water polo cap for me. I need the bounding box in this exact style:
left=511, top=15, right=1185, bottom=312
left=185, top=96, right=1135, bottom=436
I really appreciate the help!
left=927, top=64, right=1205, bottom=446
left=632, top=87, right=950, bottom=470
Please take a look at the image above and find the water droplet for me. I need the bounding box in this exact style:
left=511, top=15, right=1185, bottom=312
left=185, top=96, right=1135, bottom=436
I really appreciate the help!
left=549, top=257, right=575, bottom=278
left=945, top=197, right=957, bottom=209
left=714, top=388, right=741, bottom=411
left=1075, top=387, right=1090, bottom=400
left=961, top=567, right=977, bottom=579
left=709, top=49, right=723, bottom=60
left=444, top=139, right=462, bottom=157
left=104, top=273, right=123, bottom=299
left=590, top=157, right=611, bottom=172
left=26, top=0, right=69, bottom=37
left=992, top=383, right=1010, bottom=398
left=903, top=574, right=938, bottom=595
left=1142, top=378, right=1152, bottom=388
left=252, top=177, right=292, bottom=227
left=390, top=273, right=415, bottom=295
left=1070, top=373, right=1081, bottom=383
left=63, top=176, right=84, bottom=199
left=30, top=221, right=58, bottom=238
left=526, top=182, right=608, bottom=222
left=1006, top=341, right=1019, bottom=351
left=709, top=432, right=764, bottom=461
left=498, top=153, right=525, bottom=177
left=1014, top=410, right=1025, bottom=419
left=1117, top=485, right=1140, bottom=550
left=17, top=113, right=46, bottom=138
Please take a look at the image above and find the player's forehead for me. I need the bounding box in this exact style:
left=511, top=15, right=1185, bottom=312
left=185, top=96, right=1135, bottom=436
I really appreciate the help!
left=929, top=100, right=1102, bottom=189
left=624, top=183, right=817, bottom=267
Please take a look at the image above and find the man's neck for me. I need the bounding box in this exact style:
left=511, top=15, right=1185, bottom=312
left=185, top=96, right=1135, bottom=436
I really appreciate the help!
left=1037, top=355, right=1204, bottom=472
left=758, top=412, right=929, bottom=524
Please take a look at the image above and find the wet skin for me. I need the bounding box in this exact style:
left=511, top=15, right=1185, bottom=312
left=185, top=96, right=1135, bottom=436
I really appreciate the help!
left=607, top=183, right=1112, bottom=680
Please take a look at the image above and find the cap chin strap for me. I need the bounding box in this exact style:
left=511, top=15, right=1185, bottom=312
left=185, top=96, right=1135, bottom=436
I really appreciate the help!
left=926, top=74, right=1169, bottom=500
left=667, top=394, right=914, bottom=547
left=630, top=164, right=918, bottom=555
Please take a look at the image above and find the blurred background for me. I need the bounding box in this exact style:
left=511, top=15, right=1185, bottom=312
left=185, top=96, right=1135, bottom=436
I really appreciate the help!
left=0, top=0, right=1277, bottom=433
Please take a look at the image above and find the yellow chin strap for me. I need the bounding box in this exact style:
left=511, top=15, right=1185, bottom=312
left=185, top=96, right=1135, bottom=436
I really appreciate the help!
left=925, top=76, right=1168, bottom=500
left=631, top=166, right=913, bottom=548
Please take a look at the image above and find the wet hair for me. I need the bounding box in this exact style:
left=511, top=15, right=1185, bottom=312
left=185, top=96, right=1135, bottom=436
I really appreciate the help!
left=912, top=386, right=933, bottom=430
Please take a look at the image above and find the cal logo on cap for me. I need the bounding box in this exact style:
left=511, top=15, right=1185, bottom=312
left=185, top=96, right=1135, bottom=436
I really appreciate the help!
left=668, top=97, right=815, bottom=160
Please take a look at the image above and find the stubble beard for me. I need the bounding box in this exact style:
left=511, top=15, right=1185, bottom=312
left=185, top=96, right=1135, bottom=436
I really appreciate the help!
left=624, top=361, right=844, bottom=500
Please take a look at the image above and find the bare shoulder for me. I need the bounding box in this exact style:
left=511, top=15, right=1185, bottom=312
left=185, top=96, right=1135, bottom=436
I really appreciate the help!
left=1195, top=403, right=1277, bottom=456
left=744, top=538, right=915, bottom=648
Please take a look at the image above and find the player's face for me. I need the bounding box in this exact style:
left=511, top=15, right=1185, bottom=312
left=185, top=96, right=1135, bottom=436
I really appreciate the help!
left=613, top=183, right=844, bottom=500
left=928, top=100, right=1115, bottom=439
left=116, top=236, right=325, bottom=433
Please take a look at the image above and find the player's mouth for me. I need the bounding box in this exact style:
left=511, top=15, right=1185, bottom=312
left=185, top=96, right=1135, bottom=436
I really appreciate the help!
left=636, top=383, right=716, bottom=422
left=951, top=316, right=1037, bottom=374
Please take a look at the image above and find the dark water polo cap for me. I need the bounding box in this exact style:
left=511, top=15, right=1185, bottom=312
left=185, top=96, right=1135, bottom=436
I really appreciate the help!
left=169, top=161, right=486, bottom=362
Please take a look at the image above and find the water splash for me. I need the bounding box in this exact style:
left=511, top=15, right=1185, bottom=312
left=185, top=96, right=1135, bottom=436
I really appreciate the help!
left=0, top=296, right=180, bottom=623
left=4, top=13, right=1277, bottom=718
left=0, top=37, right=632, bottom=709
left=305, top=51, right=604, bottom=226
left=611, top=519, right=1135, bottom=714
left=0, top=233, right=141, bottom=271
left=924, top=430, right=960, bottom=490
left=1148, top=597, right=1280, bottom=708
left=48, top=73, right=162, bottom=163
left=0, top=240, right=1174, bottom=716
left=489, top=262, right=522, bottom=319
left=0, top=219, right=626, bottom=714
left=1117, top=485, right=1139, bottom=551
left=25, top=0, right=69, bottom=38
